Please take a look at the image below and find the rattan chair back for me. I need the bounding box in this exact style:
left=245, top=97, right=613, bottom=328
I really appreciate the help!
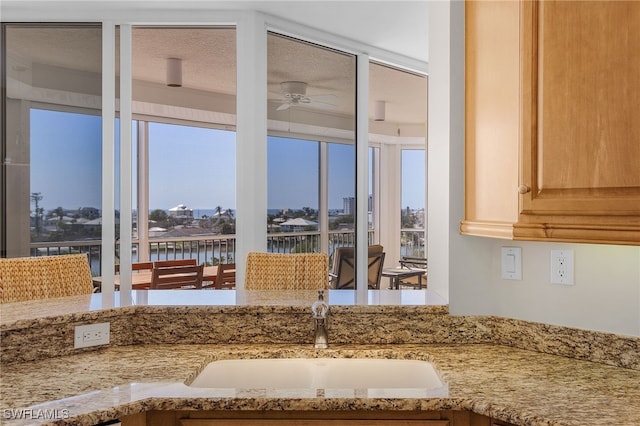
left=245, top=252, right=329, bottom=290
left=0, top=254, right=94, bottom=303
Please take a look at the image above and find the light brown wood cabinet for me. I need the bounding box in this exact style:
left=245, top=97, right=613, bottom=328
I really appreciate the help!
left=179, top=421, right=449, bottom=426
left=119, top=410, right=516, bottom=426
left=462, top=0, right=640, bottom=245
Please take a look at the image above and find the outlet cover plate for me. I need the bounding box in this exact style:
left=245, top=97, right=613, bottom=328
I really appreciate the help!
left=74, top=322, right=110, bottom=349
left=501, top=247, right=522, bottom=280
left=550, top=249, right=574, bottom=285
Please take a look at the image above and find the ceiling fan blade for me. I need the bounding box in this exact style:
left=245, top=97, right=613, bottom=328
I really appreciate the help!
left=308, top=100, right=336, bottom=110
left=268, top=92, right=285, bottom=100
left=276, top=103, right=291, bottom=111
left=308, top=94, right=337, bottom=103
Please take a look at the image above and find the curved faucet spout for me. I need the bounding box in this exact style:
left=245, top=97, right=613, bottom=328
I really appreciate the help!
left=311, top=290, right=329, bottom=349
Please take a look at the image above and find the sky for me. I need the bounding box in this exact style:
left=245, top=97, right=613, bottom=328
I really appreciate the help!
left=30, top=109, right=102, bottom=212
left=30, top=109, right=425, bottom=213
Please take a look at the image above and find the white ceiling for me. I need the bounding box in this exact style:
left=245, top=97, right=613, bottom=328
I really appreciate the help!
left=229, top=1, right=429, bottom=63
left=1, top=1, right=429, bottom=63
left=3, top=1, right=428, bottom=129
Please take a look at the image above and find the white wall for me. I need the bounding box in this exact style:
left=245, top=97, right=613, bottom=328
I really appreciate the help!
left=429, top=1, right=640, bottom=337
left=450, top=238, right=640, bottom=336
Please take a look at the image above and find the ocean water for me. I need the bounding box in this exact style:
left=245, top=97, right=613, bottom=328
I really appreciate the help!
left=190, top=209, right=234, bottom=219
left=180, top=208, right=301, bottom=219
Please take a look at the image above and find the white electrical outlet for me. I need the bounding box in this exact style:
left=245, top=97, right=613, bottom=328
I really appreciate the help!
left=550, top=249, right=574, bottom=285
left=74, top=322, right=110, bottom=348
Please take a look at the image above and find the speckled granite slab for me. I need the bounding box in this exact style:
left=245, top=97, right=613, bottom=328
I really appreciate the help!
left=2, top=291, right=640, bottom=426
left=1, top=344, right=639, bottom=426
left=1, top=290, right=638, bottom=370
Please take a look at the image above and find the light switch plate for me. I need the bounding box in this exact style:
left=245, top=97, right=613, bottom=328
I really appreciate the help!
left=501, top=247, right=522, bottom=280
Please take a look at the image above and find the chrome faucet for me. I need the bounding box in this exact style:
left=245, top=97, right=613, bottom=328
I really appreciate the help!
left=311, top=289, right=329, bottom=349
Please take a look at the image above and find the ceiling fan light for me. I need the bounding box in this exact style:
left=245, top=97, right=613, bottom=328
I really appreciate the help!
left=374, top=100, right=386, bottom=121
left=281, top=81, right=307, bottom=96
left=166, top=58, right=182, bottom=87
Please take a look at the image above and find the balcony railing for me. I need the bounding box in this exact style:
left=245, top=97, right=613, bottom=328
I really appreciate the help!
left=401, top=228, right=426, bottom=258
left=30, top=228, right=424, bottom=276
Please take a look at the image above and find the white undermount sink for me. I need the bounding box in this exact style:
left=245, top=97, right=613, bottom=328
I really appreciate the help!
left=189, top=358, right=446, bottom=397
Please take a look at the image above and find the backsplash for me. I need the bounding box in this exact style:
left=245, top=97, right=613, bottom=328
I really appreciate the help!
left=1, top=291, right=638, bottom=370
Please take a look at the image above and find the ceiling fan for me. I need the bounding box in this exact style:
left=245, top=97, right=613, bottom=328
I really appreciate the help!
left=274, top=81, right=336, bottom=111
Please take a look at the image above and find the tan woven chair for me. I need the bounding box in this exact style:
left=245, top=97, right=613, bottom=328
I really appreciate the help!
left=245, top=252, right=329, bottom=290
left=0, top=254, right=94, bottom=303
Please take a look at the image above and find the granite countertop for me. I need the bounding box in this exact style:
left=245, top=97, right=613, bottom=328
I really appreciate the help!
left=1, top=291, right=639, bottom=426
left=0, top=289, right=447, bottom=328
left=2, top=343, right=640, bottom=426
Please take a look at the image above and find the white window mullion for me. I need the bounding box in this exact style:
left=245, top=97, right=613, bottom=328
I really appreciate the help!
left=377, top=143, right=402, bottom=269
left=118, top=24, right=133, bottom=291
left=371, top=147, right=381, bottom=245
left=235, top=11, right=268, bottom=289
left=319, top=142, right=329, bottom=255
left=137, top=121, right=150, bottom=262
left=356, top=53, right=369, bottom=303
left=101, top=22, right=116, bottom=294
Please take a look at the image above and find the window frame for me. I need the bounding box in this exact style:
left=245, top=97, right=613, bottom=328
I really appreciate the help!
left=2, top=10, right=428, bottom=302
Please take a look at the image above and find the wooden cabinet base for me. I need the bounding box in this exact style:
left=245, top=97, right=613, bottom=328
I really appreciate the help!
left=180, top=421, right=449, bottom=426
left=461, top=219, right=640, bottom=245
left=120, top=410, right=516, bottom=426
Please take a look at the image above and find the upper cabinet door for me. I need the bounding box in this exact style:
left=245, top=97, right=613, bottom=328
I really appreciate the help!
left=517, top=0, right=640, bottom=244
left=463, top=0, right=640, bottom=245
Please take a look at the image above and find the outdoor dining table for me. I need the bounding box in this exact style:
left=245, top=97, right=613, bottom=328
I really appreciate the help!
left=381, top=267, right=427, bottom=290
left=92, top=265, right=218, bottom=290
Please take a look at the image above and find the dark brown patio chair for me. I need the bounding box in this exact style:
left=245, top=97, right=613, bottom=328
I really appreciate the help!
left=153, top=259, right=197, bottom=268
left=214, top=263, right=236, bottom=289
left=330, top=245, right=385, bottom=289
left=150, top=264, right=204, bottom=290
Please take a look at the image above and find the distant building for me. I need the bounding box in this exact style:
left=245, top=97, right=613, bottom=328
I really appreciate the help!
left=168, top=204, right=193, bottom=220
left=280, top=217, right=318, bottom=232
left=342, top=195, right=373, bottom=216
left=343, top=197, right=355, bottom=216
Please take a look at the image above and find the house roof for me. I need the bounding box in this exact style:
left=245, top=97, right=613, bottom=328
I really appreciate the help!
left=169, top=204, right=191, bottom=212
left=280, top=218, right=318, bottom=227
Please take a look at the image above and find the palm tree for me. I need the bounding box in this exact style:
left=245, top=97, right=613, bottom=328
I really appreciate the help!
left=214, top=205, right=223, bottom=225
left=30, top=192, right=44, bottom=236
left=53, top=206, right=64, bottom=222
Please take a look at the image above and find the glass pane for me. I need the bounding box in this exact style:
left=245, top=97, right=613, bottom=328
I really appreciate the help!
left=328, top=142, right=355, bottom=252
left=132, top=27, right=237, bottom=267
left=267, top=32, right=356, bottom=268
left=147, top=122, right=236, bottom=263
left=267, top=136, right=319, bottom=253
left=30, top=109, right=102, bottom=239
left=369, top=61, right=427, bottom=267
left=401, top=149, right=425, bottom=257
left=3, top=24, right=102, bottom=263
